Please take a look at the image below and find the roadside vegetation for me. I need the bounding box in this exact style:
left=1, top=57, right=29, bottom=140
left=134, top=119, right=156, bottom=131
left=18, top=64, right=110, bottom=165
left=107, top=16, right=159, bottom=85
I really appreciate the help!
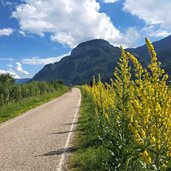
left=69, top=39, right=171, bottom=171
left=69, top=89, right=111, bottom=171
left=0, top=74, right=68, bottom=123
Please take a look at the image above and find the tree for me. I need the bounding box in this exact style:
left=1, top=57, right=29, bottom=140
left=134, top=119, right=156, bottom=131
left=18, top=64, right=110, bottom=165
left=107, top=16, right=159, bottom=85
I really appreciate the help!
left=0, top=73, right=15, bottom=85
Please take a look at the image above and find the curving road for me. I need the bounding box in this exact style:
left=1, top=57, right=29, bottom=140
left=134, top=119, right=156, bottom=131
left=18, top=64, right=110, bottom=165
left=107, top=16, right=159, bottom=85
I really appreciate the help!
left=0, top=88, right=81, bottom=171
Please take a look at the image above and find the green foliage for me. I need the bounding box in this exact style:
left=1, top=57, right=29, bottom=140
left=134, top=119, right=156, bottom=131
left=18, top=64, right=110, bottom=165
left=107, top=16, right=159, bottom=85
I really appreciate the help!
left=0, top=87, right=68, bottom=123
left=0, top=74, right=64, bottom=106
left=0, top=73, right=15, bottom=85
left=69, top=90, right=111, bottom=171
left=0, top=74, right=67, bottom=122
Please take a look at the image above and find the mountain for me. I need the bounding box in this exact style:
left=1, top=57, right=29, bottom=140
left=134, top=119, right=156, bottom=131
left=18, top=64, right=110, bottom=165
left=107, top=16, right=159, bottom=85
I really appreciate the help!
left=16, top=78, right=31, bottom=84
left=33, top=36, right=171, bottom=85
left=33, top=39, right=121, bottom=84
left=127, top=35, right=171, bottom=75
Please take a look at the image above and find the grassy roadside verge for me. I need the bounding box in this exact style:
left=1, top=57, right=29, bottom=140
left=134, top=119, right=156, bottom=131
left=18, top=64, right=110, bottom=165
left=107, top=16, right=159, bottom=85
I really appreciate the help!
left=68, top=89, right=111, bottom=171
left=0, top=87, right=68, bottom=124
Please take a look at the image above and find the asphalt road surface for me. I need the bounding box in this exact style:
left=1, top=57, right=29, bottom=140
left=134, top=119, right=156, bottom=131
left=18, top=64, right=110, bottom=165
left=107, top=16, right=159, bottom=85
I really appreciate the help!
left=0, top=88, right=81, bottom=171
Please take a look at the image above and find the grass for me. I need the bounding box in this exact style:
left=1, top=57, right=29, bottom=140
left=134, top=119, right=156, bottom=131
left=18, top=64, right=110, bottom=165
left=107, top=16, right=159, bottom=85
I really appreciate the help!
left=68, top=89, right=111, bottom=171
left=0, top=87, right=68, bottom=124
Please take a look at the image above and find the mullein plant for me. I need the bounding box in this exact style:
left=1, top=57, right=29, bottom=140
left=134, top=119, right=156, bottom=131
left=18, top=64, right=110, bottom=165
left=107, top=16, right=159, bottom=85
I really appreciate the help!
left=82, top=38, right=171, bottom=171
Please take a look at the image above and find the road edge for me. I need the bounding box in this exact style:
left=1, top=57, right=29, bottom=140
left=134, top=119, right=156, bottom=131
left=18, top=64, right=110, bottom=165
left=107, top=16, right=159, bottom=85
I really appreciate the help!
left=56, top=88, right=81, bottom=171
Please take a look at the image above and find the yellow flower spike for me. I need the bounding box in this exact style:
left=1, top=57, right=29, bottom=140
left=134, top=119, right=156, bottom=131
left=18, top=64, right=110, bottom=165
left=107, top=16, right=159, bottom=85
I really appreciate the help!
left=140, top=129, right=146, bottom=138
left=145, top=38, right=157, bottom=62
left=140, top=150, right=152, bottom=165
left=126, top=51, right=144, bottom=79
left=151, top=136, right=156, bottom=143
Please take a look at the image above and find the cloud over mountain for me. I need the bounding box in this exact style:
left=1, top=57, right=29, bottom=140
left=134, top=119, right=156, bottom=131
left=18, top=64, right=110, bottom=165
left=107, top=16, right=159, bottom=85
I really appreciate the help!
left=22, top=53, right=70, bottom=65
left=16, top=62, right=29, bottom=75
left=12, top=0, right=135, bottom=48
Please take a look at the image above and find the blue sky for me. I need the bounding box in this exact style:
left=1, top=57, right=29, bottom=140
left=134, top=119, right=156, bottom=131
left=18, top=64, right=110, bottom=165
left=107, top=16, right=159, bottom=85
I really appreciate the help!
left=0, top=0, right=170, bottom=78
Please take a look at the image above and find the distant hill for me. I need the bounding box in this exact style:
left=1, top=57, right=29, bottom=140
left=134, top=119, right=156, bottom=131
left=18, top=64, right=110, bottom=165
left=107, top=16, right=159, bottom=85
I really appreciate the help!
left=16, top=78, right=31, bottom=84
left=33, top=36, right=171, bottom=85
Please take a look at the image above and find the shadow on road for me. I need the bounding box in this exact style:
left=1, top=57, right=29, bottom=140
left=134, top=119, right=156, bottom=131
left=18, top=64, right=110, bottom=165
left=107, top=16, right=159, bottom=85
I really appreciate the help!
left=51, top=130, right=76, bottom=135
left=65, top=121, right=78, bottom=126
left=39, top=147, right=77, bottom=157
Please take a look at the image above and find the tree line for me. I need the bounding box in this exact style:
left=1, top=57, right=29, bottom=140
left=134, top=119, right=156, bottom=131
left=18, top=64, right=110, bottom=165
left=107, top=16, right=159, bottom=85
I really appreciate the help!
left=0, top=74, right=65, bottom=106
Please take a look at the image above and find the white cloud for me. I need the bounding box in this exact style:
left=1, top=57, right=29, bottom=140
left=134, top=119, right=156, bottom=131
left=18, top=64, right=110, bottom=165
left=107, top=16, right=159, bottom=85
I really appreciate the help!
left=124, top=0, right=171, bottom=33
left=18, top=30, right=26, bottom=36
left=0, top=28, right=13, bottom=36
left=118, top=27, right=140, bottom=47
left=154, top=31, right=170, bottom=37
left=103, top=0, right=119, bottom=3
left=22, top=52, right=70, bottom=65
left=16, top=62, right=29, bottom=75
left=12, top=0, right=128, bottom=48
left=6, top=64, right=13, bottom=68
left=141, top=26, right=170, bottom=38
left=0, top=58, right=14, bottom=61
left=0, top=69, right=20, bottom=79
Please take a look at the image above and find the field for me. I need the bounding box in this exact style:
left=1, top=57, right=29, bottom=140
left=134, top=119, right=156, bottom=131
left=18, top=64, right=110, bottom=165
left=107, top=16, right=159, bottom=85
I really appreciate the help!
left=69, top=39, right=171, bottom=171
